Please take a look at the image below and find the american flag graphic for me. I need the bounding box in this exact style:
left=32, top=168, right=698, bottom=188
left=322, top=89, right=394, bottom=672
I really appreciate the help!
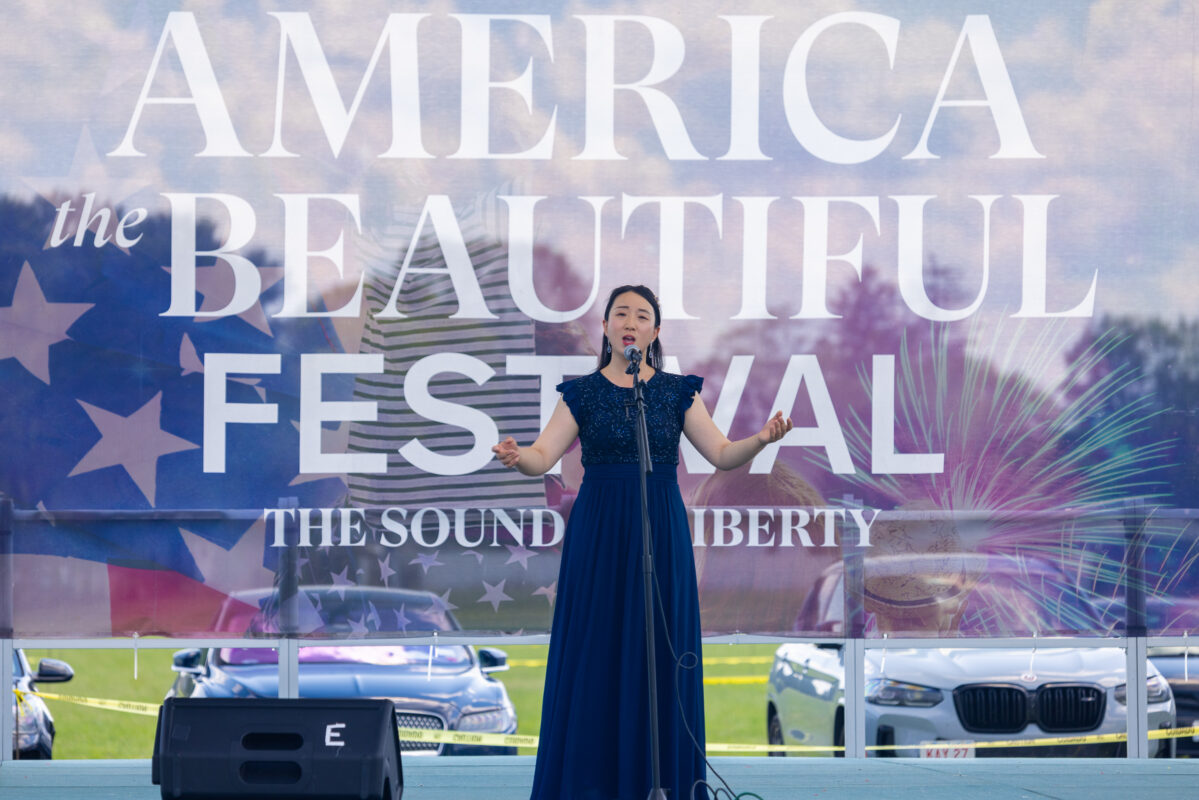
left=0, top=189, right=559, bottom=638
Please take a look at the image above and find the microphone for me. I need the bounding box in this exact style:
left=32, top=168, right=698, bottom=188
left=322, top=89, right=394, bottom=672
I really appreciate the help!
left=623, top=344, right=642, bottom=363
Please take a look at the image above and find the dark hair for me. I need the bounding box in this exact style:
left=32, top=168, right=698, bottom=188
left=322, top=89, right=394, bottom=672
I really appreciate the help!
left=596, top=284, right=664, bottom=370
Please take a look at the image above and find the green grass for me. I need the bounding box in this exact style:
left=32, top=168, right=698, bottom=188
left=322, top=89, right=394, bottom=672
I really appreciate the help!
left=22, top=644, right=780, bottom=759
left=24, top=647, right=175, bottom=759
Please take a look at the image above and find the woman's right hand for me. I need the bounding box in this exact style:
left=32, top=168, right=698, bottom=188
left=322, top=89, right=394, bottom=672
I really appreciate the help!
left=492, top=436, right=521, bottom=468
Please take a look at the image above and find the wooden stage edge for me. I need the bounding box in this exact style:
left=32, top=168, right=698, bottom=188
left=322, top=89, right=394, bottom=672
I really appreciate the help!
left=3, top=756, right=1198, bottom=799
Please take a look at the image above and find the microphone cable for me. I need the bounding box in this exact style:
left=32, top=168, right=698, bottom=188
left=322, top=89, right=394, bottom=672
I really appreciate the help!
left=645, top=506, right=768, bottom=800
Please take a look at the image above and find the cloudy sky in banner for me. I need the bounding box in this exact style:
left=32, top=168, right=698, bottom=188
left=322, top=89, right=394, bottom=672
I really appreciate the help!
left=3, top=0, right=1198, bottom=638
left=1, top=0, right=1195, bottom=337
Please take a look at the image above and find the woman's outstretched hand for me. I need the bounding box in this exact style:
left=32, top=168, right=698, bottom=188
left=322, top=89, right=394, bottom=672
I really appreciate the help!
left=492, top=436, right=521, bottom=468
left=756, top=411, right=793, bottom=445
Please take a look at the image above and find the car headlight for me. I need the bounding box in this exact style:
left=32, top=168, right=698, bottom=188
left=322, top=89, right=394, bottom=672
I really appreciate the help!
left=866, top=678, right=943, bottom=707
left=14, top=696, right=41, bottom=750
left=1115, top=675, right=1171, bottom=705
left=458, top=699, right=516, bottom=732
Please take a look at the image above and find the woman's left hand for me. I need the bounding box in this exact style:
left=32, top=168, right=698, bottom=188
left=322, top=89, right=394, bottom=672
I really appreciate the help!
left=756, top=411, right=793, bottom=445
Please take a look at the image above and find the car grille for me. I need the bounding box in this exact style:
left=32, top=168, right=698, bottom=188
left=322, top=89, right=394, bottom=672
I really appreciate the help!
left=1036, top=685, right=1105, bottom=732
left=1169, top=684, right=1199, bottom=718
left=954, top=685, right=1027, bottom=733
left=953, top=683, right=1105, bottom=734
left=396, top=712, right=445, bottom=754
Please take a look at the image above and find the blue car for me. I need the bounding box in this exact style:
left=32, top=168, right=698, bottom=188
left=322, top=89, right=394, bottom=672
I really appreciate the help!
left=166, top=586, right=517, bottom=756
left=11, top=649, right=74, bottom=759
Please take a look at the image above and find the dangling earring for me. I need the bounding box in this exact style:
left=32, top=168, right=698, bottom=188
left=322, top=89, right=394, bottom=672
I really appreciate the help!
left=605, top=338, right=611, bottom=355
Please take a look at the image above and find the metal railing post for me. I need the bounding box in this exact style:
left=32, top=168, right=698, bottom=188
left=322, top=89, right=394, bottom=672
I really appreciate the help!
left=279, top=639, right=300, bottom=699
left=843, top=637, right=866, bottom=758
left=844, top=549, right=866, bottom=758
left=1, top=495, right=14, bottom=765
left=1, top=638, right=12, bottom=766
left=1126, top=637, right=1149, bottom=758
left=277, top=498, right=300, bottom=699
left=1124, top=502, right=1149, bottom=758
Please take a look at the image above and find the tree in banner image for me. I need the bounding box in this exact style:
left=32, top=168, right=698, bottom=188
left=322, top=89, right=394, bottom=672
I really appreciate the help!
left=1066, top=316, right=1199, bottom=509
left=1062, top=315, right=1199, bottom=633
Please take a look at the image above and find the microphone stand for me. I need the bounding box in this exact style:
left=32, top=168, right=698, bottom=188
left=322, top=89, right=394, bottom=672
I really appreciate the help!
left=627, top=349, right=669, bottom=800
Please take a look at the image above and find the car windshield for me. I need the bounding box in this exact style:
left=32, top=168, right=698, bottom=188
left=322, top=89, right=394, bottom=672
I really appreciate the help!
left=213, top=587, right=468, bottom=666
left=217, top=644, right=473, bottom=667
left=10, top=650, right=20, bottom=679
left=801, top=555, right=1109, bottom=636
left=212, top=587, right=459, bottom=636
left=953, top=569, right=1107, bottom=635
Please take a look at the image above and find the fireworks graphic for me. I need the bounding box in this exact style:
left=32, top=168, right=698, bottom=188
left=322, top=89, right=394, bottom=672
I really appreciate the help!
left=823, top=320, right=1195, bottom=637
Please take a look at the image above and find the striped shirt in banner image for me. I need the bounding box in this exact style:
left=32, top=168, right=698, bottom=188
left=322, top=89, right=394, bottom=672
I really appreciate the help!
left=348, top=200, right=546, bottom=511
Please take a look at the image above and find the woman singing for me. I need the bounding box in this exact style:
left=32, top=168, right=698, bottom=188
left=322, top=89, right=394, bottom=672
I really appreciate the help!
left=492, top=285, right=792, bottom=800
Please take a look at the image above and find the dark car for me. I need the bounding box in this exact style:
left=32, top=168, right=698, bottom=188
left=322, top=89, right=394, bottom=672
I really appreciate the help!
left=11, top=649, right=74, bottom=759
left=166, top=586, right=517, bottom=756
left=1148, top=646, right=1199, bottom=758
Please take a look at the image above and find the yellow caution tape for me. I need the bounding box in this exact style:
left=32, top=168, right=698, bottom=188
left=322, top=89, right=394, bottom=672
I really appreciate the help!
left=697, top=656, right=776, bottom=666
left=13, top=688, right=160, bottom=717
left=709, top=742, right=839, bottom=753
left=394, top=727, right=540, bottom=748
left=16, top=687, right=1199, bottom=753
left=703, top=676, right=768, bottom=685
left=1152, top=725, right=1199, bottom=740
left=866, top=725, right=1199, bottom=753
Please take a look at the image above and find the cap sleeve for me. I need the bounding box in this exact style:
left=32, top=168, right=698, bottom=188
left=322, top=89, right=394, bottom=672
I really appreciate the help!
left=677, top=374, right=704, bottom=422
left=556, top=377, right=584, bottom=422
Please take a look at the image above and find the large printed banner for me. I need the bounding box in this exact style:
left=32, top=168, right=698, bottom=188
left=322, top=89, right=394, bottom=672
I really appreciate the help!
left=1, top=1, right=1197, bottom=638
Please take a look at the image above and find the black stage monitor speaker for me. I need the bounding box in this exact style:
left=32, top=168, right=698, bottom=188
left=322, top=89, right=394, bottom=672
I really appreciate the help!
left=152, top=697, right=403, bottom=800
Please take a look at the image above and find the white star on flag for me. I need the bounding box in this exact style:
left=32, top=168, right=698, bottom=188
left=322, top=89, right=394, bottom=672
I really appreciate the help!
left=533, top=581, right=558, bottom=606
left=430, top=589, right=458, bottom=614
left=377, top=555, right=397, bottom=583
left=162, top=264, right=286, bottom=337
left=329, top=565, right=355, bottom=600
left=24, top=127, right=150, bottom=250
left=394, top=603, right=411, bottom=632
left=504, top=543, right=538, bottom=570
left=180, top=333, right=266, bottom=399
left=69, top=392, right=199, bottom=506
left=0, top=262, right=93, bottom=384
left=477, top=579, right=513, bottom=613
left=410, top=551, right=444, bottom=574
left=178, top=520, right=274, bottom=595
left=287, top=418, right=351, bottom=487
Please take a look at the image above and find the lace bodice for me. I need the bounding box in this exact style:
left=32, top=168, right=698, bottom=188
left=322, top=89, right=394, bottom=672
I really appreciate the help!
left=556, top=371, right=704, bottom=465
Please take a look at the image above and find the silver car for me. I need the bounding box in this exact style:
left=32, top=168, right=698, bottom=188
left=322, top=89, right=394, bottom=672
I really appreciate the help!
left=767, top=555, right=1176, bottom=757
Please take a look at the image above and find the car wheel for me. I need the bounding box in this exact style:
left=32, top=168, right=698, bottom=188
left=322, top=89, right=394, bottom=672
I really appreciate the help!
left=767, top=708, right=785, bottom=757
left=19, top=740, right=52, bottom=760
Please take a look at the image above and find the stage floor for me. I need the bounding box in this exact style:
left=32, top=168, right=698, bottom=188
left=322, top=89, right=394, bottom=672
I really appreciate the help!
left=2, top=756, right=1198, bottom=799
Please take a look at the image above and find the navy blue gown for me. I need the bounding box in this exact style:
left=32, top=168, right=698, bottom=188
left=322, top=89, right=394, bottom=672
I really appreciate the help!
left=529, top=370, right=707, bottom=800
